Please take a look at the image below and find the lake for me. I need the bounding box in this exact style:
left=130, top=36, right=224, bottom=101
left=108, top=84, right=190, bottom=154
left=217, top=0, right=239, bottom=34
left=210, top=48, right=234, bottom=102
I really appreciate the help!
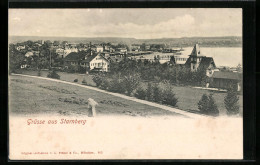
left=136, top=47, right=242, bottom=67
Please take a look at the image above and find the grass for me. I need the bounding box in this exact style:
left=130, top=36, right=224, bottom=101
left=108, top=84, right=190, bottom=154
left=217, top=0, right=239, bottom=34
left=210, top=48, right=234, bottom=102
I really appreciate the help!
left=9, top=75, right=183, bottom=117
left=15, top=69, right=243, bottom=116
left=139, top=82, right=243, bottom=116
left=18, top=69, right=96, bottom=86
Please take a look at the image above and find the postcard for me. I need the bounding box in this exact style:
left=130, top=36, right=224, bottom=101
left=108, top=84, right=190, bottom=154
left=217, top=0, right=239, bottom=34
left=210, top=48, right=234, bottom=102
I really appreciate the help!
left=8, top=8, right=243, bottom=160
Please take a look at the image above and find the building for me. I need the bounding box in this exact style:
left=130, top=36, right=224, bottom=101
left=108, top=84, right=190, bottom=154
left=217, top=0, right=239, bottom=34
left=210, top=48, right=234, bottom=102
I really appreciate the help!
left=170, top=55, right=189, bottom=65
left=64, top=49, right=110, bottom=72
left=185, top=44, right=216, bottom=77
left=210, top=71, right=242, bottom=91
left=63, top=51, right=86, bottom=67
left=56, top=48, right=65, bottom=58
left=63, top=47, right=78, bottom=58
left=81, top=53, right=110, bottom=72
left=16, top=45, right=25, bottom=51
left=25, top=51, right=34, bottom=57
left=96, top=46, right=104, bottom=52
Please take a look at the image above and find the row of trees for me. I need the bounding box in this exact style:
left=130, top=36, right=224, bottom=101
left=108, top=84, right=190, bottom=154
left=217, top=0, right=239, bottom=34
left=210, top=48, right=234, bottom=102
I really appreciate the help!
left=198, top=84, right=240, bottom=116
left=110, top=58, right=207, bottom=86
left=92, top=72, right=179, bottom=107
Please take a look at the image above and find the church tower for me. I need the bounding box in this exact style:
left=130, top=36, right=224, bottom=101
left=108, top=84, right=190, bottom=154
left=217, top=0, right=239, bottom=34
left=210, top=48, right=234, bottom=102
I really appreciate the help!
left=189, top=44, right=204, bottom=71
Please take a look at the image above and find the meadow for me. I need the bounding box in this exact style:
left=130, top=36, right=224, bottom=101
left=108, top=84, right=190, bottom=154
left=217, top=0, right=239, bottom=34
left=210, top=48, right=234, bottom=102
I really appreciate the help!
left=14, top=69, right=243, bottom=116
left=9, top=75, right=182, bottom=117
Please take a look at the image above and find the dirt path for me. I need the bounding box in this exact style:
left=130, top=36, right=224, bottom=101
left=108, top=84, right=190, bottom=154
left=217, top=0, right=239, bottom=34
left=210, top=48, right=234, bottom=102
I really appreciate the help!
left=11, top=73, right=209, bottom=119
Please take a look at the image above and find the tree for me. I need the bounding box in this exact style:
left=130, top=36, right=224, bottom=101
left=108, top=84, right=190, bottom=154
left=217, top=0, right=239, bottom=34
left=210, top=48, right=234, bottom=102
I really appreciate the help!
left=153, top=84, right=163, bottom=103
left=9, top=44, right=25, bottom=73
left=207, top=94, right=219, bottom=116
left=146, top=83, right=154, bottom=101
left=162, top=82, right=178, bottom=106
left=47, top=70, right=60, bottom=79
left=122, top=73, right=141, bottom=95
left=134, top=87, right=146, bottom=100
left=224, top=85, right=240, bottom=116
left=198, top=93, right=219, bottom=116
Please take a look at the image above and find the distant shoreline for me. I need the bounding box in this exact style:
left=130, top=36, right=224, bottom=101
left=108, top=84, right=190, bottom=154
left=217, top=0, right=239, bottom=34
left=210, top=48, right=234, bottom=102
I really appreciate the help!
left=9, top=35, right=242, bottom=48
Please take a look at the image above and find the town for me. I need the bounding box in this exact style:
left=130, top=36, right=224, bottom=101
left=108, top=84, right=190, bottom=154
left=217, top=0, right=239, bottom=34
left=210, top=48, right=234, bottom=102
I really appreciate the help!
left=9, top=39, right=243, bottom=117
left=10, top=39, right=242, bottom=90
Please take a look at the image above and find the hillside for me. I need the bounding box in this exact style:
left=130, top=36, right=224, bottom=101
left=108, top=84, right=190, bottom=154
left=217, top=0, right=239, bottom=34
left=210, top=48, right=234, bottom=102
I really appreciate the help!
left=9, top=36, right=242, bottom=47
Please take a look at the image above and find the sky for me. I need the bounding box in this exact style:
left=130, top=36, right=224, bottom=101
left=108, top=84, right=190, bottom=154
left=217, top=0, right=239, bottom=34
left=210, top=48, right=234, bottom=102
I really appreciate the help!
left=9, top=8, right=242, bottom=39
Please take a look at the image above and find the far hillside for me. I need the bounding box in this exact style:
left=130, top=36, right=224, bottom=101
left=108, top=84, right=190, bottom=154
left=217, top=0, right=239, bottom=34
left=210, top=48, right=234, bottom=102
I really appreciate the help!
left=9, top=36, right=242, bottom=47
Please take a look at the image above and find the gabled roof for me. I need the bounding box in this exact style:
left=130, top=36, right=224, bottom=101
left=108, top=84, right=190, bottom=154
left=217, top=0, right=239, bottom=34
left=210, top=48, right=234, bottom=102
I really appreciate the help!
left=212, top=71, right=242, bottom=80
left=64, top=51, right=87, bottom=61
left=198, top=57, right=216, bottom=70
left=81, top=53, right=109, bottom=63
left=185, top=56, right=216, bottom=69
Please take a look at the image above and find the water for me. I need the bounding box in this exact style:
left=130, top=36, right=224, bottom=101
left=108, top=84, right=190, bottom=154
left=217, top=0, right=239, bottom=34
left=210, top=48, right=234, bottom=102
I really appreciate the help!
left=136, top=47, right=242, bottom=67
left=181, top=47, right=242, bottom=67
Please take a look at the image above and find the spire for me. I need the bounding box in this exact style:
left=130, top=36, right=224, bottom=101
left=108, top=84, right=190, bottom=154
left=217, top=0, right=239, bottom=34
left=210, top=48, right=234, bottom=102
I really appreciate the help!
left=190, top=44, right=201, bottom=56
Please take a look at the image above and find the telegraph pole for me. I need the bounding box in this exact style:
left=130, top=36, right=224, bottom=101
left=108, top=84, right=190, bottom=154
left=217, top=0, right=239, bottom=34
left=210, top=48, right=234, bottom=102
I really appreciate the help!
left=49, top=49, right=52, bottom=68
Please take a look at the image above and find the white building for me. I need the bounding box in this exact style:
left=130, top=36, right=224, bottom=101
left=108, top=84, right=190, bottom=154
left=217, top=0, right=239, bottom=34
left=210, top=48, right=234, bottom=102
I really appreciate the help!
left=81, top=53, right=110, bottom=72
left=16, top=45, right=25, bottom=51
left=96, top=46, right=104, bottom=52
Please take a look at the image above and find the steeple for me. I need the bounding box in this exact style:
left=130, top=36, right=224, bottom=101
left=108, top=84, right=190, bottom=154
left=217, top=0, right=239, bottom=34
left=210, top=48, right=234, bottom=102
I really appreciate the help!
left=190, top=44, right=201, bottom=56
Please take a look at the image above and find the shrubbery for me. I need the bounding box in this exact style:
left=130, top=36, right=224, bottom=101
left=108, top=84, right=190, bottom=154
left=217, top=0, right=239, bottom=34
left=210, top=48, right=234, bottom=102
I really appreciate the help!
left=198, top=93, right=219, bottom=116
left=122, top=74, right=141, bottom=95
left=134, top=87, right=146, bottom=100
left=65, top=65, right=86, bottom=74
left=47, top=70, right=60, bottom=79
left=224, top=84, right=239, bottom=116
left=92, top=72, right=178, bottom=107
left=162, top=87, right=178, bottom=106
left=107, top=78, right=125, bottom=93
left=92, top=73, right=105, bottom=87
left=134, top=83, right=178, bottom=107
left=37, top=70, right=41, bottom=76
left=74, top=79, right=78, bottom=82
left=81, top=78, right=86, bottom=84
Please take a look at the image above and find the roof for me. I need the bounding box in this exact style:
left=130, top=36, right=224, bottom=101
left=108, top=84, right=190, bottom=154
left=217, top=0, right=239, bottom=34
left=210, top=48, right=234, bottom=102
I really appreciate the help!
left=198, top=57, right=216, bottom=70
left=64, top=51, right=87, bottom=61
left=212, top=71, right=242, bottom=80
left=185, top=55, right=216, bottom=69
left=81, top=53, right=109, bottom=63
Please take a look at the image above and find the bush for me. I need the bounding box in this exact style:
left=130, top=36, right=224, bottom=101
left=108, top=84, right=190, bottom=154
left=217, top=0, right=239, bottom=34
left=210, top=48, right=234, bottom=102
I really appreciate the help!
left=65, top=65, right=77, bottom=73
left=198, top=93, right=219, bottom=116
left=81, top=78, right=86, bottom=84
left=100, top=79, right=111, bottom=90
left=153, top=85, right=163, bottom=103
left=92, top=74, right=104, bottom=87
left=37, top=70, right=41, bottom=76
left=162, top=88, right=178, bottom=107
left=122, top=73, right=141, bottom=95
left=47, top=70, right=60, bottom=79
left=107, top=79, right=125, bottom=94
left=224, top=85, right=239, bottom=116
left=134, top=87, right=146, bottom=100
left=74, top=79, right=78, bottom=82
left=146, top=83, right=154, bottom=101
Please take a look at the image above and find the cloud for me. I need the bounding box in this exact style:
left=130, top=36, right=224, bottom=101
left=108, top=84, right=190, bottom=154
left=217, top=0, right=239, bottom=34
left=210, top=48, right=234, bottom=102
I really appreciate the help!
left=8, top=9, right=242, bottom=39
left=80, top=14, right=196, bottom=38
